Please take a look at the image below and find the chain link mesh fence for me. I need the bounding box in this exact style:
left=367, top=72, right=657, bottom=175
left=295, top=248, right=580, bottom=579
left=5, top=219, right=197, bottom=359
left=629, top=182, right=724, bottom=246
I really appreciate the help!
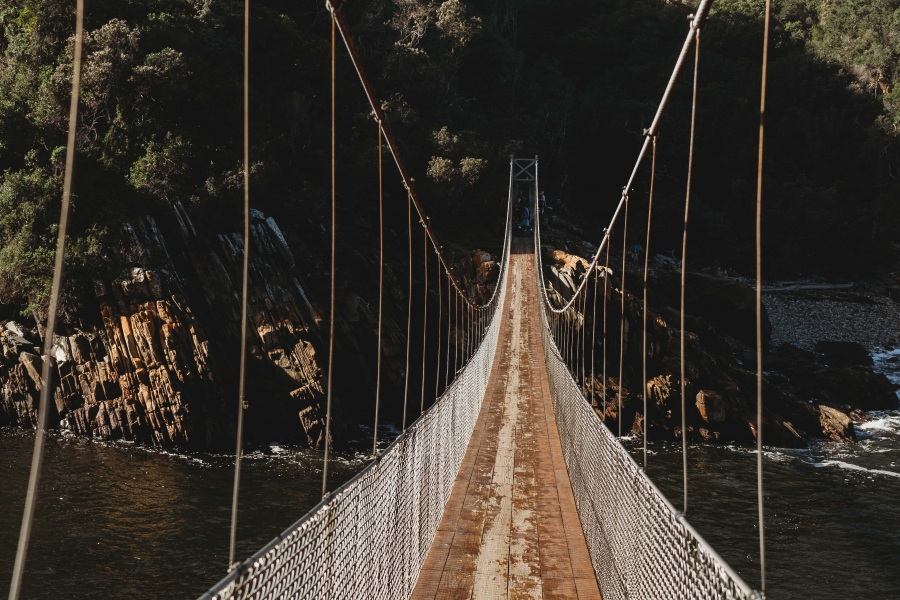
left=533, top=190, right=761, bottom=600
left=199, top=196, right=512, bottom=600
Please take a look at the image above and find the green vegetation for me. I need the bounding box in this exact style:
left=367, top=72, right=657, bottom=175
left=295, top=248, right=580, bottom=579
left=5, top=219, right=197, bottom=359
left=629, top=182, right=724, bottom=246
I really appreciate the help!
left=0, top=0, right=898, bottom=319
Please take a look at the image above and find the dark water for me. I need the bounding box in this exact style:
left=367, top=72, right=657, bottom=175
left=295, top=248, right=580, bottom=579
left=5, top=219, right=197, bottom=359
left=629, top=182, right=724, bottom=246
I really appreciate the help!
left=625, top=348, right=900, bottom=599
left=2, top=354, right=900, bottom=599
left=0, top=431, right=381, bottom=599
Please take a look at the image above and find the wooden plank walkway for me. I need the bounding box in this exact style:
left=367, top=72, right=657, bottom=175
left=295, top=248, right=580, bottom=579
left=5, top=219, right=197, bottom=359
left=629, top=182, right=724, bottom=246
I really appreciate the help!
left=411, top=238, right=601, bottom=600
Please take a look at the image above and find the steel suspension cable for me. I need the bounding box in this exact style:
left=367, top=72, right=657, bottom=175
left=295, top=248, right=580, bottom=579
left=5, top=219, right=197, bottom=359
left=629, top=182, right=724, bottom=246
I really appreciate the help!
left=229, top=0, right=251, bottom=567
left=679, top=25, right=701, bottom=515
left=435, top=250, right=441, bottom=400
left=8, top=2, right=83, bottom=597
left=420, top=225, right=428, bottom=413
left=454, top=284, right=459, bottom=374
left=602, top=232, right=610, bottom=419
left=581, top=284, right=590, bottom=394
left=321, top=13, right=337, bottom=498
left=402, top=190, right=413, bottom=432
left=445, top=268, right=451, bottom=388
left=618, top=195, right=629, bottom=438
left=591, top=264, right=598, bottom=407
left=755, top=0, right=773, bottom=591
left=373, top=123, right=384, bottom=457
left=643, top=135, right=657, bottom=471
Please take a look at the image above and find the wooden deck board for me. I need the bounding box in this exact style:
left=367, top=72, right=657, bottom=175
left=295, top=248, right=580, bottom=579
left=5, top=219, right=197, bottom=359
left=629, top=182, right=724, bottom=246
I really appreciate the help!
left=411, top=238, right=601, bottom=600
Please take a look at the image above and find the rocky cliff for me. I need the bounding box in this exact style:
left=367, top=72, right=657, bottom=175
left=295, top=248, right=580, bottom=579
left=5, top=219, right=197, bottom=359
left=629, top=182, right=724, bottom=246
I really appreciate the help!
left=0, top=203, right=336, bottom=449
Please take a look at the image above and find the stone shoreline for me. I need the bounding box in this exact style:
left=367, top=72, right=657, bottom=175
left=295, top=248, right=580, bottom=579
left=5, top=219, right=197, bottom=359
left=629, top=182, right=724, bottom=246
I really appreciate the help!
left=765, top=292, right=900, bottom=352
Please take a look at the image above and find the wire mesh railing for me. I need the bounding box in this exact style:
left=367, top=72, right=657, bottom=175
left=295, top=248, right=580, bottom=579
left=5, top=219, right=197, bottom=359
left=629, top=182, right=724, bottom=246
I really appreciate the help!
left=533, top=167, right=760, bottom=600
left=198, top=165, right=513, bottom=600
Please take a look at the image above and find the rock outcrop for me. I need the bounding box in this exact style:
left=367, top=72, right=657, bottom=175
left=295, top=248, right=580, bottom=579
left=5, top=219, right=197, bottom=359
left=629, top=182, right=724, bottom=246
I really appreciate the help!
left=0, top=204, right=332, bottom=449
left=539, top=219, right=898, bottom=448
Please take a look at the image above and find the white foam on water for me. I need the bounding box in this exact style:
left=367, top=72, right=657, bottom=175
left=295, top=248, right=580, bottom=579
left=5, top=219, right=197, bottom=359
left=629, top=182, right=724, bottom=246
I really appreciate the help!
left=812, top=460, right=900, bottom=479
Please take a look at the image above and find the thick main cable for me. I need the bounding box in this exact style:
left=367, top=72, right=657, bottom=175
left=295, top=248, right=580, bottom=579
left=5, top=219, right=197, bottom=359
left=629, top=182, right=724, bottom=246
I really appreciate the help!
left=679, top=25, right=701, bottom=516
left=329, top=3, right=501, bottom=311
left=755, top=0, right=773, bottom=591
left=8, top=2, right=83, bottom=597
left=229, top=0, right=251, bottom=568
left=321, top=13, right=337, bottom=498
left=535, top=0, right=714, bottom=320
left=618, top=195, right=629, bottom=438
left=373, top=123, right=384, bottom=457
left=643, top=136, right=657, bottom=471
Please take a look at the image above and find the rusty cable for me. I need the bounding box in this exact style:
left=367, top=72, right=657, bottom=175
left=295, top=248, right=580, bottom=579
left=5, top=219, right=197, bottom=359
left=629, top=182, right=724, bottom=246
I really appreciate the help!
left=602, top=232, right=610, bottom=419
left=8, top=1, right=83, bottom=597
left=618, top=195, right=629, bottom=438
left=591, top=262, right=598, bottom=407
left=755, top=0, right=772, bottom=590
left=445, top=269, right=451, bottom=389
left=402, top=189, right=412, bottom=432
left=229, top=0, right=251, bottom=567
left=373, top=123, right=384, bottom=457
left=420, top=225, right=428, bottom=413
left=321, top=13, right=336, bottom=498
left=435, top=250, right=442, bottom=400
left=643, top=135, right=657, bottom=471
left=679, top=25, right=701, bottom=515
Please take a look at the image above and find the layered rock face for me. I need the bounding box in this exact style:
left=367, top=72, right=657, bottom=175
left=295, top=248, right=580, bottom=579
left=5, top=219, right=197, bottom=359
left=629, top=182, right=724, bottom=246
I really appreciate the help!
left=0, top=204, right=329, bottom=449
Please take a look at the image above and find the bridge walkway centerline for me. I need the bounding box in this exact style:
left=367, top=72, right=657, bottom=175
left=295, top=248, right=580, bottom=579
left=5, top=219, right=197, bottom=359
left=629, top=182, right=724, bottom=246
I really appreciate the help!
left=411, top=237, right=602, bottom=600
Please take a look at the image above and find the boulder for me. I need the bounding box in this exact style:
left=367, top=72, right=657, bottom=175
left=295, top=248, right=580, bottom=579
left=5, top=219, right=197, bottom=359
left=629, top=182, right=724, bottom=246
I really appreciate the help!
left=818, top=405, right=856, bottom=442
left=695, top=390, right=726, bottom=423
left=815, top=341, right=873, bottom=368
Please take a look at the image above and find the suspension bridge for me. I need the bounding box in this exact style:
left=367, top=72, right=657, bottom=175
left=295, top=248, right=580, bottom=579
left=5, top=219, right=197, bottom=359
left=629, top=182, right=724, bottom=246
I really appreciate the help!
left=7, top=0, right=775, bottom=597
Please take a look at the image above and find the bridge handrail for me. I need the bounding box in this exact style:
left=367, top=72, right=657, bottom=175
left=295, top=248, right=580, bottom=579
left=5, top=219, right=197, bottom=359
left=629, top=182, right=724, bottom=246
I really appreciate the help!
left=198, top=162, right=515, bottom=600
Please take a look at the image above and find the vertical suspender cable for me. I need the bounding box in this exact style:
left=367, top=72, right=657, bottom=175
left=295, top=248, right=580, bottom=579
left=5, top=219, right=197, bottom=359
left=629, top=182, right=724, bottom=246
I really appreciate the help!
left=8, top=1, right=83, bottom=597
left=229, top=0, right=251, bottom=567
left=402, top=190, right=412, bottom=431
left=643, top=136, right=657, bottom=470
left=445, top=269, right=451, bottom=388
left=755, top=0, right=772, bottom=591
left=435, top=251, right=442, bottom=400
left=618, top=195, right=629, bottom=438
left=454, top=284, right=459, bottom=374
left=591, top=265, right=598, bottom=407
left=581, top=288, right=590, bottom=394
left=680, top=25, right=701, bottom=515
left=420, top=226, right=428, bottom=413
left=372, top=123, right=384, bottom=457
left=321, top=12, right=337, bottom=498
left=602, top=235, right=610, bottom=419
